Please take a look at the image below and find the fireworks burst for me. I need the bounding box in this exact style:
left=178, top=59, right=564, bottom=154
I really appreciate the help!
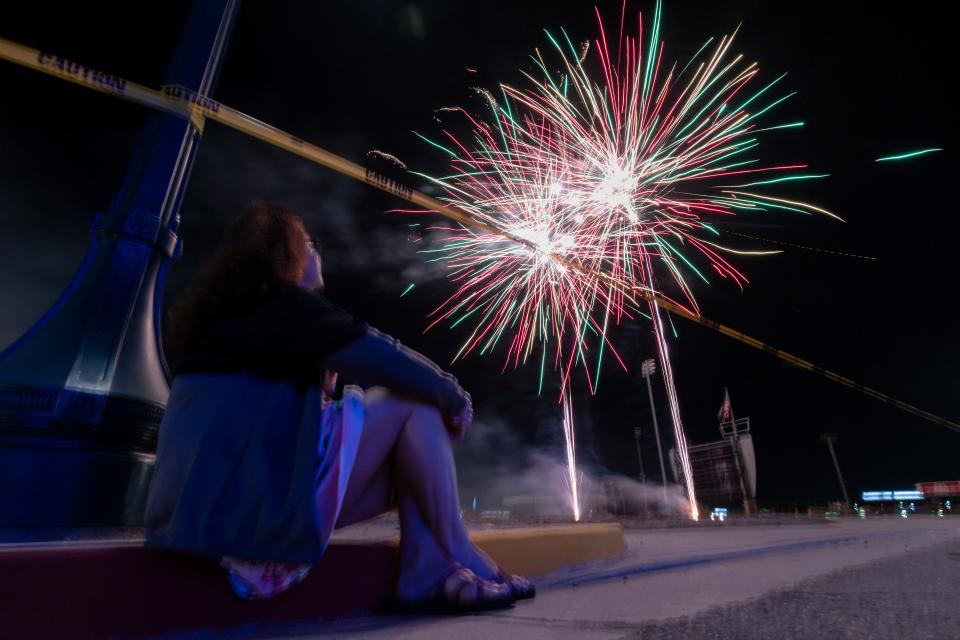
left=409, top=1, right=837, bottom=519
left=414, top=1, right=835, bottom=383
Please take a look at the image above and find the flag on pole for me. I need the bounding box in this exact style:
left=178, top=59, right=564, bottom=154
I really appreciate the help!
left=718, top=387, right=733, bottom=423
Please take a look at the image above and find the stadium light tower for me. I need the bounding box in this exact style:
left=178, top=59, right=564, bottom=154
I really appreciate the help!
left=641, top=358, right=669, bottom=505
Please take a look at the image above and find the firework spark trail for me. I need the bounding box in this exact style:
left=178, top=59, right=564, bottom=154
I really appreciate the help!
left=366, top=149, right=408, bottom=170
left=646, top=255, right=698, bottom=519
left=874, top=148, right=942, bottom=162
left=562, top=394, right=582, bottom=521
left=719, top=229, right=877, bottom=260
left=412, top=1, right=837, bottom=519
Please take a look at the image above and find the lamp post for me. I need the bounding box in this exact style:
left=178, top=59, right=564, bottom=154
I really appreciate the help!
left=641, top=358, right=668, bottom=505
left=632, top=425, right=647, bottom=513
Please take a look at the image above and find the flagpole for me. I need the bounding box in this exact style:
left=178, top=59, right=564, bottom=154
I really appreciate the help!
left=721, top=388, right=751, bottom=515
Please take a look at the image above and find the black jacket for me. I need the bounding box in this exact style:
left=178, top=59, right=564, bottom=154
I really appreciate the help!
left=172, top=283, right=468, bottom=413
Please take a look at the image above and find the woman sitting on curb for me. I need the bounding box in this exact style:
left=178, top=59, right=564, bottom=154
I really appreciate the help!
left=144, top=201, right=534, bottom=611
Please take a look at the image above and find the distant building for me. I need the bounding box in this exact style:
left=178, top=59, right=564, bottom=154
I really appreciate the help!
left=858, top=484, right=957, bottom=517
left=671, top=416, right=757, bottom=513
left=916, top=481, right=960, bottom=500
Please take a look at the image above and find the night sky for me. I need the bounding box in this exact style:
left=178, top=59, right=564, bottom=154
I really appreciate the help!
left=1, top=1, right=955, bottom=507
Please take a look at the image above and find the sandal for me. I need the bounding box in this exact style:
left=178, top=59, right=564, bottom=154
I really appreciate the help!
left=389, top=563, right=516, bottom=614
left=220, top=556, right=312, bottom=600
left=493, top=566, right=536, bottom=600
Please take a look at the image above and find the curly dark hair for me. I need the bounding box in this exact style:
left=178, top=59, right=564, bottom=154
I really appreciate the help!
left=164, top=201, right=310, bottom=361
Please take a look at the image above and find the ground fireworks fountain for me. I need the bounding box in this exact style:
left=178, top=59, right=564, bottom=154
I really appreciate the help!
left=409, top=1, right=838, bottom=520
left=561, top=394, right=583, bottom=521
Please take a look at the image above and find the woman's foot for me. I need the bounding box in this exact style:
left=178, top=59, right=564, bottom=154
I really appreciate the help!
left=392, top=563, right=516, bottom=614
left=492, top=567, right=536, bottom=600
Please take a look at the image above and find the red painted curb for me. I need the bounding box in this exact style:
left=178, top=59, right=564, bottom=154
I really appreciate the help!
left=0, top=541, right=399, bottom=639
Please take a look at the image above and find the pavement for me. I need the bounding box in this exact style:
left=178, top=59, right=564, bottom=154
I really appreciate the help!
left=631, top=538, right=960, bottom=639
left=250, top=515, right=960, bottom=640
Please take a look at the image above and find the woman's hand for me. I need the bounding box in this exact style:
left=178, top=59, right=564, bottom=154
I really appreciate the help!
left=444, top=395, right=473, bottom=442
left=322, top=370, right=338, bottom=402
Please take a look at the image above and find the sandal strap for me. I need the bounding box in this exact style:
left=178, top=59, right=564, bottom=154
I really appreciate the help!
left=441, top=564, right=512, bottom=606
left=493, top=565, right=536, bottom=599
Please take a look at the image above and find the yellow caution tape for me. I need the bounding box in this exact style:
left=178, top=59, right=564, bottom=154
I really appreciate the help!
left=2, top=35, right=957, bottom=432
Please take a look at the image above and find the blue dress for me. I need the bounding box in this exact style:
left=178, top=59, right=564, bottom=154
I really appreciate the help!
left=145, top=373, right=364, bottom=564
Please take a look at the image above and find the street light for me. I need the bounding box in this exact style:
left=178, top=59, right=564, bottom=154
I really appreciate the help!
left=641, top=358, right=669, bottom=505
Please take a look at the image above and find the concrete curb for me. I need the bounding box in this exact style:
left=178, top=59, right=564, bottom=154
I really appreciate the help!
left=473, top=522, right=627, bottom=576
left=0, top=523, right=626, bottom=638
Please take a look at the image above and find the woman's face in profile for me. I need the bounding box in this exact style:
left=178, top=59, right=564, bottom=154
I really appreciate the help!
left=298, top=231, right=324, bottom=292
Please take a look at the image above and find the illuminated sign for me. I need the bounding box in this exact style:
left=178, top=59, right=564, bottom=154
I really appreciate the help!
left=861, top=490, right=923, bottom=502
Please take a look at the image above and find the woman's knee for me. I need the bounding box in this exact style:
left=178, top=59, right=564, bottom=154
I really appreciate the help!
left=364, top=387, right=418, bottom=421
left=409, top=401, right=444, bottom=426
left=366, top=388, right=440, bottom=420
left=364, top=388, right=446, bottom=444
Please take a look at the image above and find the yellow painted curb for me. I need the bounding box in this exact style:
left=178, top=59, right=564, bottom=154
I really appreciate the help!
left=470, top=522, right=626, bottom=576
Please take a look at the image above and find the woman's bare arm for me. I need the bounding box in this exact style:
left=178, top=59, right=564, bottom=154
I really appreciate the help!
left=319, top=326, right=469, bottom=416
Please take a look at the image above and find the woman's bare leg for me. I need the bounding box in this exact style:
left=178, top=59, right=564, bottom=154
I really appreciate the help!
left=333, top=387, right=498, bottom=598
left=335, top=462, right=393, bottom=528
left=391, top=400, right=498, bottom=583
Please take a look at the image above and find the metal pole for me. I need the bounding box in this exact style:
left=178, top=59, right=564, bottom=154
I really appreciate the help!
left=632, top=427, right=646, bottom=483
left=632, top=426, right=647, bottom=513
left=822, top=434, right=851, bottom=507
left=642, top=359, right=669, bottom=506
left=725, top=405, right=750, bottom=515
left=720, top=395, right=750, bottom=515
